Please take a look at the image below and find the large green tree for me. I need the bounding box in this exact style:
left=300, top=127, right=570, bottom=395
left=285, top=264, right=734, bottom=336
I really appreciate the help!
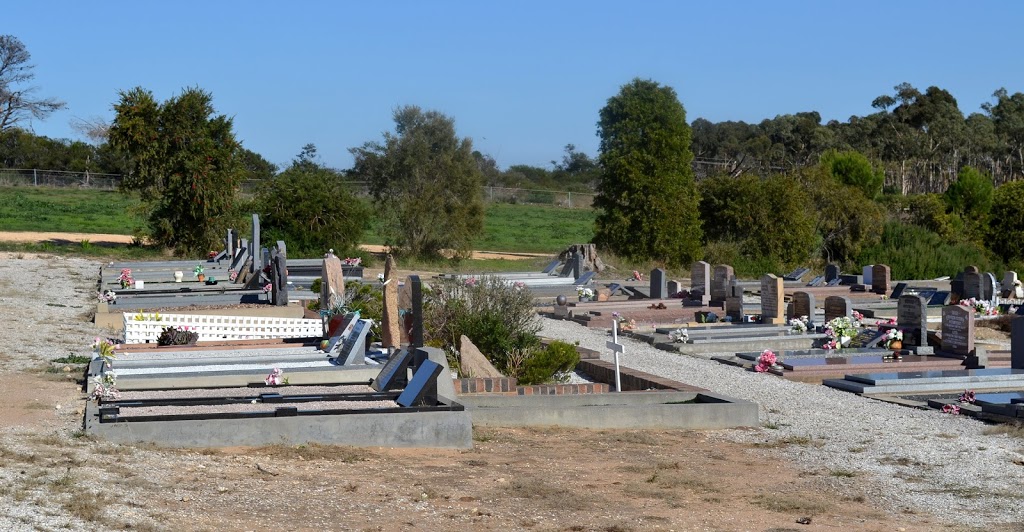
left=350, top=106, right=485, bottom=258
left=108, top=86, right=243, bottom=255
left=988, top=179, right=1024, bottom=262
left=594, top=78, right=702, bottom=265
left=255, top=144, right=369, bottom=258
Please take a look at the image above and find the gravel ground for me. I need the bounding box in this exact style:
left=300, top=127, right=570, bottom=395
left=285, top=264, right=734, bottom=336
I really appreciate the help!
left=540, top=316, right=1024, bottom=526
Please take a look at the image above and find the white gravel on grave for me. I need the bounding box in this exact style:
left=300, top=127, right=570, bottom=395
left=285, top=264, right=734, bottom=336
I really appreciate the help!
left=540, top=316, right=1024, bottom=527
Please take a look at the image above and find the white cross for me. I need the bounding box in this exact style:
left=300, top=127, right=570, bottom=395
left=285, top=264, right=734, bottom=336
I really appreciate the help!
left=606, top=325, right=624, bottom=392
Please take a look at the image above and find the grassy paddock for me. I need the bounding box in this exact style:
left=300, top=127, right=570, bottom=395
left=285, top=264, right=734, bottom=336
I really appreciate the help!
left=0, top=186, right=141, bottom=234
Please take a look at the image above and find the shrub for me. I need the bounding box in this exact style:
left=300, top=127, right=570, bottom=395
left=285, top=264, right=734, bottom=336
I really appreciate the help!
left=518, top=341, right=580, bottom=385
left=820, top=149, right=884, bottom=200
left=988, top=180, right=1024, bottom=262
left=156, top=326, right=198, bottom=346
left=423, top=275, right=539, bottom=371
left=857, top=220, right=994, bottom=279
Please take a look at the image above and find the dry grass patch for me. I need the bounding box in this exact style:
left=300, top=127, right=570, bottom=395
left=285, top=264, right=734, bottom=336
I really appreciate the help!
left=983, top=423, right=1024, bottom=439
left=752, top=493, right=832, bottom=515
left=245, top=443, right=372, bottom=463
left=62, top=490, right=110, bottom=523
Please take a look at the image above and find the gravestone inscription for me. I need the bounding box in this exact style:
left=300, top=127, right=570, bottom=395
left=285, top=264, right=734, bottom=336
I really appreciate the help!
left=824, top=296, right=852, bottom=323
left=790, top=291, right=816, bottom=325
left=897, top=295, right=928, bottom=346
left=760, top=274, right=785, bottom=324
left=711, top=265, right=734, bottom=303
left=371, top=348, right=413, bottom=392
left=872, top=264, right=891, bottom=295
left=941, top=305, right=974, bottom=356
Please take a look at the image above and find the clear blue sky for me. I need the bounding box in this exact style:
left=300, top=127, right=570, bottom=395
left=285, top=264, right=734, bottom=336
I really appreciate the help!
left=8, top=1, right=1024, bottom=170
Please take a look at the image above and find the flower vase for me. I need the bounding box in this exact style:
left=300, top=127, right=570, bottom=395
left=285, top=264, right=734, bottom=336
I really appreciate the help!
left=890, top=340, right=902, bottom=350
left=174, top=271, right=183, bottom=283
left=197, top=273, right=206, bottom=282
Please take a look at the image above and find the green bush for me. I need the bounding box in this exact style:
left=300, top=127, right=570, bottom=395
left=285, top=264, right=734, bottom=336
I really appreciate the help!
left=518, top=341, right=580, bottom=385
left=820, top=149, right=884, bottom=200
left=857, top=220, right=995, bottom=279
left=423, top=275, right=540, bottom=371
left=988, top=180, right=1024, bottom=262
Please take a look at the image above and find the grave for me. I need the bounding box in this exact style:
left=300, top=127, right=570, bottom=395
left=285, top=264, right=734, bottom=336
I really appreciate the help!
left=941, top=305, right=974, bottom=356
left=667, top=280, right=681, bottom=296
left=710, top=264, right=734, bottom=305
left=897, top=295, right=931, bottom=353
left=862, top=265, right=873, bottom=285
left=872, top=264, right=891, bottom=295
left=783, top=267, right=810, bottom=282
left=963, top=268, right=983, bottom=300
left=824, top=296, right=853, bottom=322
left=371, top=348, right=413, bottom=392
left=983, top=272, right=998, bottom=303
left=825, top=264, right=840, bottom=283
left=760, top=274, right=785, bottom=324
left=1002, top=271, right=1019, bottom=298
left=788, top=291, right=816, bottom=326
left=381, top=255, right=401, bottom=349
left=889, top=282, right=907, bottom=300
left=650, top=268, right=667, bottom=299
left=691, top=261, right=711, bottom=302
left=928, top=291, right=951, bottom=306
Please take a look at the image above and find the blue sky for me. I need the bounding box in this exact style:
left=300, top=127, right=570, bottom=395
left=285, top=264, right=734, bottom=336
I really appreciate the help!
left=8, top=1, right=1024, bottom=170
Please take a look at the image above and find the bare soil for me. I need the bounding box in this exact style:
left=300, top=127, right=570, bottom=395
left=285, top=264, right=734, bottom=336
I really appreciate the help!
left=0, top=252, right=975, bottom=531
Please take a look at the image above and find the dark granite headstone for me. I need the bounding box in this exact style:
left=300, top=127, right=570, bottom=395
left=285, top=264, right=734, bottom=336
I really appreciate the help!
left=396, top=359, right=442, bottom=407
left=607, top=283, right=622, bottom=296
left=839, top=274, right=862, bottom=286
left=407, top=275, right=424, bottom=350
left=872, top=264, right=891, bottom=295
left=790, top=291, right=816, bottom=325
left=889, top=282, right=907, bottom=300
left=725, top=296, right=744, bottom=322
left=760, top=274, right=785, bottom=324
left=897, top=295, right=928, bottom=346
left=1012, top=318, right=1024, bottom=370
left=559, top=255, right=575, bottom=277
left=928, top=291, right=951, bottom=306
left=950, top=272, right=965, bottom=302
left=824, top=296, right=852, bottom=322
left=571, top=253, right=583, bottom=279
left=667, top=280, right=681, bottom=296
left=941, top=305, right=974, bottom=356
left=542, top=260, right=560, bottom=274
left=826, top=278, right=842, bottom=287
left=691, top=261, right=711, bottom=296
left=825, top=264, right=840, bottom=283
left=573, top=271, right=596, bottom=286
left=337, top=319, right=370, bottom=365
left=963, top=270, right=983, bottom=300
left=847, top=329, right=884, bottom=348
left=650, top=268, right=667, bottom=299
left=324, top=312, right=360, bottom=354
left=251, top=213, right=262, bottom=272
left=371, top=348, right=413, bottom=392
left=806, top=275, right=824, bottom=287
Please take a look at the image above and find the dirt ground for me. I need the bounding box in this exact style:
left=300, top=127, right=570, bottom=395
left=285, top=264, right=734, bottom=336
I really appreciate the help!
left=0, top=251, right=978, bottom=531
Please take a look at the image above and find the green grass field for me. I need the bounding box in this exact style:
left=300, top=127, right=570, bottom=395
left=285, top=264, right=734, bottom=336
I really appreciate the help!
left=0, top=187, right=596, bottom=254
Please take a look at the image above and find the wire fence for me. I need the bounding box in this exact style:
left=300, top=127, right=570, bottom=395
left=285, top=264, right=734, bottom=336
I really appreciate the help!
left=0, top=169, right=599, bottom=209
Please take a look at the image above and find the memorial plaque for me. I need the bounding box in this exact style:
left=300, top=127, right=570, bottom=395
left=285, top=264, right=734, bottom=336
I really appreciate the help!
left=825, top=264, right=840, bottom=283
left=791, top=291, right=816, bottom=325
left=941, top=305, right=974, bottom=356
left=847, top=329, right=884, bottom=348
left=711, top=264, right=734, bottom=303
left=928, top=290, right=951, bottom=306
left=397, top=359, right=443, bottom=407
left=324, top=311, right=360, bottom=354
left=650, top=268, right=667, bottom=299
left=897, top=295, right=928, bottom=346
left=371, top=348, right=413, bottom=392
left=872, top=264, right=891, bottom=295
left=541, top=260, right=560, bottom=274
left=337, top=319, right=370, bottom=365
left=691, top=261, right=711, bottom=296
left=889, top=282, right=907, bottom=300
left=760, top=274, right=785, bottom=324
left=824, top=296, right=852, bottom=323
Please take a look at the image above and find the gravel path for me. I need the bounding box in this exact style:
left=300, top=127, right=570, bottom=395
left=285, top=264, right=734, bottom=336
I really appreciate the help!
left=540, top=317, right=1024, bottom=526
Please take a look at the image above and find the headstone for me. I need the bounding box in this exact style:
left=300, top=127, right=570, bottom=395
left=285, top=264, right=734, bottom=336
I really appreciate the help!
left=558, top=256, right=574, bottom=277
left=889, top=282, right=907, bottom=300
left=897, top=295, right=928, bottom=346
left=396, top=359, right=442, bottom=407
left=839, top=274, right=862, bottom=286
left=269, top=246, right=288, bottom=306
left=691, top=261, right=711, bottom=297
left=1002, top=271, right=1019, bottom=297
left=965, top=265, right=979, bottom=274
left=276, top=240, right=286, bottom=258
left=459, top=335, right=503, bottom=378
left=847, top=329, right=885, bottom=348
left=983, top=273, right=997, bottom=303
left=226, top=229, right=235, bottom=259
left=572, top=253, right=583, bottom=279
left=928, top=291, right=951, bottom=306
left=711, top=265, right=734, bottom=304
left=760, top=274, right=785, bottom=325
left=790, top=291, right=816, bottom=325
left=826, top=278, right=842, bottom=287
left=963, top=269, right=983, bottom=300
left=872, top=264, right=891, bottom=295
left=667, top=280, right=681, bottom=296
left=825, top=264, right=840, bottom=283
left=941, top=305, right=975, bottom=356
left=728, top=278, right=743, bottom=298
left=806, top=275, right=824, bottom=287
left=1013, top=318, right=1024, bottom=370
left=862, top=265, right=874, bottom=285
left=337, top=319, right=371, bottom=365
left=573, top=271, right=596, bottom=285
left=824, top=296, right=852, bottom=323
left=371, top=348, right=413, bottom=392
left=950, top=272, right=965, bottom=302
left=323, top=312, right=360, bottom=354
left=607, top=283, right=623, bottom=297
left=321, top=256, right=346, bottom=312
left=725, top=296, right=744, bottom=323
left=650, top=268, right=667, bottom=299
left=381, top=255, right=401, bottom=349
left=542, top=260, right=560, bottom=274
left=251, top=214, right=261, bottom=272
left=407, top=275, right=424, bottom=350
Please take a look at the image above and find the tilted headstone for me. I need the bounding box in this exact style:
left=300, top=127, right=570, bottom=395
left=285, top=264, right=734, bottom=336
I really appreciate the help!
left=928, top=291, right=951, bottom=306
left=650, top=268, right=667, bottom=299
left=607, top=283, right=623, bottom=296
left=760, top=274, right=785, bottom=324
left=872, top=264, right=891, bottom=295
left=824, top=296, right=852, bottom=323
left=983, top=272, right=997, bottom=303
left=558, top=256, right=574, bottom=277
left=323, top=312, right=360, bottom=354
left=541, top=260, right=560, bottom=274
left=889, top=282, right=907, bottom=300
left=381, top=254, right=401, bottom=349
left=396, top=358, right=442, bottom=407
left=862, top=265, right=874, bottom=285
left=825, top=264, right=840, bottom=283
left=790, top=291, right=816, bottom=326
left=897, top=295, right=928, bottom=347
left=941, top=305, right=975, bottom=356
left=710, top=264, right=734, bottom=303
left=667, top=280, right=681, bottom=296
left=251, top=214, right=261, bottom=273
left=1002, top=271, right=1019, bottom=298
left=321, top=255, right=346, bottom=312
left=1012, top=318, right=1024, bottom=370
left=573, top=271, right=596, bottom=285
left=336, top=319, right=371, bottom=365
left=963, top=269, right=983, bottom=300
left=371, top=348, right=413, bottom=392
left=269, top=246, right=288, bottom=306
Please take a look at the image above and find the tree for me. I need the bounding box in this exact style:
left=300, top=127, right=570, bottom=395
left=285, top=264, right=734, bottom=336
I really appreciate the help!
left=350, top=106, right=485, bottom=258
left=944, top=165, right=993, bottom=219
left=594, top=78, right=702, bottom=265
left=238, top=147, right=278, bottom=181
left=254, top=145, right=369, bottom=257
left=0, top=35, right=65, bottom=131
left=988, top=180, right=1024, bottom=262
left=820, top=149, right=884, bottom=199
left=108, top=86, right=243, bottom=255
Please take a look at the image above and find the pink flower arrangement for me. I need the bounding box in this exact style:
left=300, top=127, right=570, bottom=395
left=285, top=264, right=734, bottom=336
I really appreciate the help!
left=265, top=367, right=284, bottom=386
left=754, top=349, right=778, bottom=373
left=958, top=390, right=976, bottom=403
left=465, top=277, right=478, bottom=287
left=341, top=257, right=362, bottom=266
left=263, top=283, right=272, bottom=293
left=513, top=281, right=526, bottom=290
left=228, top=269, right=238, bottom=282
left=631, top=270, right=643, bottom=281
left=822, top=339, right=838, bottom=350
left=117, top=268, right=134, bottom=289
left=941, top=404, right=961, bottom=415
left=852, top=310, right=864, bottom=321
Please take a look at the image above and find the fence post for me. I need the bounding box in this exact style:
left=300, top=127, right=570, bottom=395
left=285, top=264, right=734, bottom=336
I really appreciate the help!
left=567, top=192, right=571, bottom=208
left=33, top=169, right=38, bottom=186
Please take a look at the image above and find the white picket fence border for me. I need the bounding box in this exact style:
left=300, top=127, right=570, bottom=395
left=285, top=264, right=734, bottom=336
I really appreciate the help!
left=123, top=313, right=322, bottom=344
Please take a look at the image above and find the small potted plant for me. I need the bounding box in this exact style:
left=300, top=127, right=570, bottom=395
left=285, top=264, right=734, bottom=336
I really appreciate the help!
left=882, top=328, right=903, bottom=350
left=194, top=264, right=205, bottom=282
